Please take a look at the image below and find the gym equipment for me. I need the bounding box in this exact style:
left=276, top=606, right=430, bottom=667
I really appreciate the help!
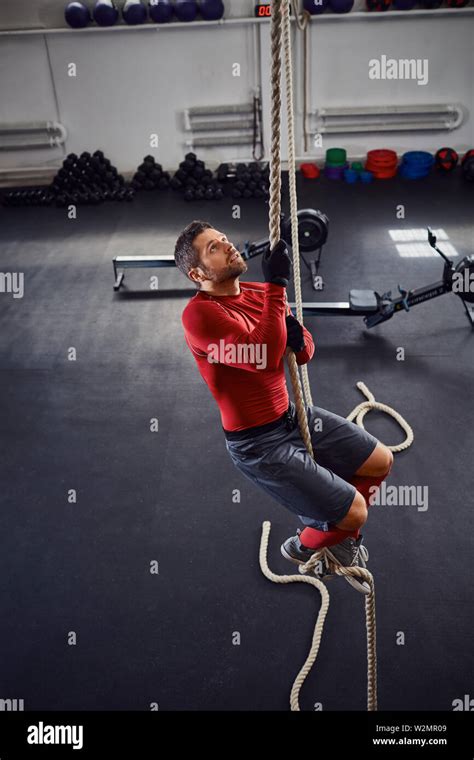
left=199, top=0, right=225, bottom=20
left=447, top=0, right=469, bottom=6
left=462, top=149, right=474, bottom=166
left=65, top=1, right=91, bottom=28
left=324, top=163, right=347, bottom=180
left=329, top=0, right=354, bottom=12
left=343, top=168, right=358, bottom=183
left=435, top=147, right=459, bottom=172
left=93, top=0, right=119, bottom=25
left=170, top=152, right=224, bottom=201
left=300, top=163, right=320, bottom=179
left=122, top=0, right=148, bottom=24
left=209, top=161, right=269, bottom=199
left=366, top=0, right=391, bottom=9
left=2, top=188, right=55, bottom=208
left=294, top=225, right=474, bottom=328
left=131, top=155, right=170, bottom=191
left=241, top=209, right=328, bottom=291
left=462, top=157, right=474, bottom=182
left=47, top=150, right=134, bottom=206
left=399, top=151, right=433, bottom=179
left=149, top=0, right=173, bottom=22
left=174, top=0, right=198, bottom=20
left=113, top=256, right=175, bottom=290
left=366, top=149, right=398, bottom=179
left=304, top=0, right=329, bottom=12
left=243, top=211, right=474, bottom=327
left=326, top=147, right=346, bottom=163
left=360, top=170, right=374, bottom=183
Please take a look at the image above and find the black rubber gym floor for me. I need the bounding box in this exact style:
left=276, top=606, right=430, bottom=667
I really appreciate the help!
left=0, top=172, right=473, bottom=711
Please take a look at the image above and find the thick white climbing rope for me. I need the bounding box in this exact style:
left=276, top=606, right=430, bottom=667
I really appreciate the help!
left=260, top=521, right=377, bottom=711
left=347, top=382, right=414, bottom=453
left=260, top=0, right=399, bottom=713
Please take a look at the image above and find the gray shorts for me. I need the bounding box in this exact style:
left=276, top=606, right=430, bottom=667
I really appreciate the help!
left=225, top=401, right=378, bottom=531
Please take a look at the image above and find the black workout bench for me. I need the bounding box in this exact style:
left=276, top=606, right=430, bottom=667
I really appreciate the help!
left=113, top=255, right=176, bottom=290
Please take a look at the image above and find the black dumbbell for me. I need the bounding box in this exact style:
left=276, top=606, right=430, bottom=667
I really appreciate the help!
left=158, top=177, right=169, bottom=190
left=170, top=177, right=183, bottom=191
left=184, top=188, right=195, bottom=201
left=150, top=168, right=162, bottom=183
left=217, top=163, right=228, bottom=179
left=215, top=187, right=224, bottom=200
left=63, top=157, right=76, bottom=171
left=139, top=161, right=154, bottom=174
left=179, top=159, right=195, bottom=173
left=185, top=152, right=197, bottom=163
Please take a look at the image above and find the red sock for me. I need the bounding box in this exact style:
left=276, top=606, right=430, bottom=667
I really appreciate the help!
left=299, top=525, right=359, bottom=550
left=349, top=474, right=387, bottom=507
left=299, top=470, right=391, bottom=551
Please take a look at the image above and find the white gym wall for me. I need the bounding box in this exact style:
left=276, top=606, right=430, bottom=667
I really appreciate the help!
left=0, top=0, right=472, bottom=173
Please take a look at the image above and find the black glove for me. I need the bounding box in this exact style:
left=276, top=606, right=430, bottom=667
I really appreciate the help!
left=285, top=314, right=305, bottom=352
left=261, top=239, right=292, bottom=287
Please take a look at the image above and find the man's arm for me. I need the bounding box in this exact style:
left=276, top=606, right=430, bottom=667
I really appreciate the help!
left=286, top=305, right=315, bottom=365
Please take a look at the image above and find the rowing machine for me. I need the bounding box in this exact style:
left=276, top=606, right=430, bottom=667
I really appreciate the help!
left=290, top=228, right=474, bottom=328
left=240, top=208, right=329, bottom=291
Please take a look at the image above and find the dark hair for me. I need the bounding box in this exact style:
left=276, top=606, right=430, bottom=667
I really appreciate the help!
left=174, top=220, right=213, bottom=289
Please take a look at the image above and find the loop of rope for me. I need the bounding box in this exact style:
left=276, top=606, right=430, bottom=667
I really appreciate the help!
left=346, top=382, right=414, bottom=453
left=260, top=521, right=378, bottom=711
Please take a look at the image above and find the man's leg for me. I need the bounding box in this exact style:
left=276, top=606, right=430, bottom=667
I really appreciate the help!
left=299, top=442, right=392, bottom=550
left=349, top=442, right=393, bottom=504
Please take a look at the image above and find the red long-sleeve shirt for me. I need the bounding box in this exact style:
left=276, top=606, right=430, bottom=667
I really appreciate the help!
left=181, top=281, right=315, bottom=431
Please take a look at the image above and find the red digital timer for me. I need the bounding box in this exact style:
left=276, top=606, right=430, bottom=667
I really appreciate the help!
left=254, top=3, right=292, bottom=16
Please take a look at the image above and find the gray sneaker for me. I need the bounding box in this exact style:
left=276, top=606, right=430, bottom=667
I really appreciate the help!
left=324, top=536, right=371, bottom=595
left=280, top=531, right=329, bottom=580
left=281, top=532, right=320, bottom=565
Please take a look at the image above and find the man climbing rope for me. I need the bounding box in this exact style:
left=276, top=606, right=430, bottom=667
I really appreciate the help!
left=175, top=220, right=393, bottom=594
